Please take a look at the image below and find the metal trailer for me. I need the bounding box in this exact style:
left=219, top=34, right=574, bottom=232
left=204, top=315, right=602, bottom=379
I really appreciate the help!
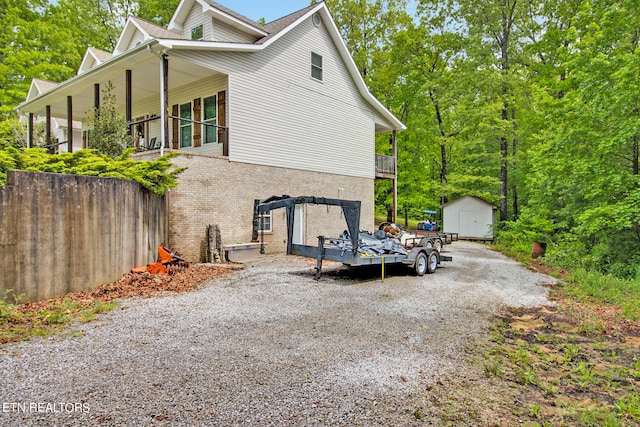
left=255, top=195, right=452, bottom=279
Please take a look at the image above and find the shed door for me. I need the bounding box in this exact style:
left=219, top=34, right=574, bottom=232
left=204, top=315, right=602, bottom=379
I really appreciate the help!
left=459, top=210, right=477, bottom=238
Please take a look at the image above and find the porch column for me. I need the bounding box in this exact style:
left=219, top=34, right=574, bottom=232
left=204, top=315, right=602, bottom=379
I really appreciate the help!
left=126, top=69, right=132, bottom=135
left=392, top=130, right=398, bottom=224
left=28, top=113, right=34, bottom=148
left=92, top=84, right=100, bottom=150
left=94, top=84, right=100, bottom=109
left=160, top=54, right=169, bottom=156
left=67, top=96, right=73, bottom=152
left=45, top=105, right=51, bottom=149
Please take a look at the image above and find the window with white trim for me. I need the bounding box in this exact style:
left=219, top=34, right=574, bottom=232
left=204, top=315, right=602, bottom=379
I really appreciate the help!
left=259, top=211, right=272, bottom=233
left=203, top=95, right=217, bottom=144
left=311, top=52, right=323, bottom=81
left=191, top=24, right=203, bottom=40
left=179, top=102, right=192, bottom=148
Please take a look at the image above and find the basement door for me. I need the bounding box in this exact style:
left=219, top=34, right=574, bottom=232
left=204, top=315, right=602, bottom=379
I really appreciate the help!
left=293, top=204, right=305, bottom=245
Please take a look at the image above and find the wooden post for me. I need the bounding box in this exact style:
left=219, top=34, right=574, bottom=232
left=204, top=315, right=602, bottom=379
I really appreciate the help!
left=45, top=105, right=51, bottom=149
left=392, top=130, right=398, bottom=224
left=160, top=54, right=169, bottom=155
left=94, top=84, right=100, bottom=110
left=126, top=69, right=132, bottom=135
left=67, top=96, right=73, bottom=152
left=28, top=113, right=34, bottom=148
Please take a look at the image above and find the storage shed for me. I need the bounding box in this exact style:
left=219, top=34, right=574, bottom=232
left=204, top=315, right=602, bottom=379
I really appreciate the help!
left=441, top=196, right=497, bottom=240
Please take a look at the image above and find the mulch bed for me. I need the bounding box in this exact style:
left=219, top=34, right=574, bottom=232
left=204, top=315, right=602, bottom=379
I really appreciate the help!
left=12, top=263, right=242, bottom=317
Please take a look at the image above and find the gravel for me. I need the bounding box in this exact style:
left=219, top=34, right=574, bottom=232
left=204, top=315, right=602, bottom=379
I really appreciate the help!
left=0, top=241, right=556, bottom=426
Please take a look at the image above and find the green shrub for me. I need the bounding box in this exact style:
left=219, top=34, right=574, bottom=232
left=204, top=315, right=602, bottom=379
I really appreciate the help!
left=0, top=147, right=185, bottom=196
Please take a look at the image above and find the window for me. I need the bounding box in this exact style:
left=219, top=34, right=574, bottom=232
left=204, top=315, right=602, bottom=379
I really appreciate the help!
left=191, top=24, right=203, bottom=40
left=259, top=211, right=272, bottom=233
left=311, top=52, right=323, bottom=81
left=203, top=95, right=217, bottom=144
left=179, top=102, right=192, bottom=148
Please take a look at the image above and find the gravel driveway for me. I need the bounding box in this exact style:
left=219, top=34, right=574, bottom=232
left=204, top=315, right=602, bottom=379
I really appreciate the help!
left=0, top=241, right=556, bottom=426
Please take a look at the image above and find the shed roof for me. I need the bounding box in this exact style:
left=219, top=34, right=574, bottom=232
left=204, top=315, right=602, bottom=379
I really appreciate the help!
left=441, top=196, right=498, bottom=209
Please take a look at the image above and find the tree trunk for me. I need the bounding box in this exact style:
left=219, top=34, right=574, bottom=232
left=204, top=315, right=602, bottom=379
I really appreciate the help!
left=512, top=106, right=518, bottom=219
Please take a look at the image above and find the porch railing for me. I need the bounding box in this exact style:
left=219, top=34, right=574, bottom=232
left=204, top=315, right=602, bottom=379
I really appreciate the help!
left=129, top=115, right=228, bottom=154
left=375, top=154, right=395, bottom=178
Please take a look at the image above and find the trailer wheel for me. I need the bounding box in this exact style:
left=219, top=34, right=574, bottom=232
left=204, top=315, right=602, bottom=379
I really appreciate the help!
left=414, top=252, right=428, bottom=276
left=426, top=251, right=439, bottom=274
left=419, top=237, right=433, bottom=249
left=433, top=238, right=443, bottom=252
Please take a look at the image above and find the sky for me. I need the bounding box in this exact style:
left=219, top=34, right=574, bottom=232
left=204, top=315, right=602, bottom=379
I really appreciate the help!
left=219, top=1, right=314, bottom=23
left=219, top=1, right=419, bottom=23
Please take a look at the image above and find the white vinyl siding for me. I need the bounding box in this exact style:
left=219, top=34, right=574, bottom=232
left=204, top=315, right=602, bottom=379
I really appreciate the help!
left=127, top=30, right=146, bottom=51
left=183, top=3, right=212, bottom=40
left=213, top=20, right=258, bottom=43
left=172, top=15, right=384, bottom=179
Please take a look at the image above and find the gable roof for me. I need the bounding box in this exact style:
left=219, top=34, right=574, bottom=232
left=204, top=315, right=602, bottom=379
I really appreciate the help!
left=18, top=1, right=404, bottom=132
left=78, top=46, right=113, bottom=74
left=156, top=1, right=404, bottom=130
left=441, top=196, right=498, bottom=209
left=168, top=0, right=267, bottom=38
left=27, top=78, right=58, bottom=101
left=257, top=4, right=319, bottom=45
left=114, top=16, right=183, bottom=55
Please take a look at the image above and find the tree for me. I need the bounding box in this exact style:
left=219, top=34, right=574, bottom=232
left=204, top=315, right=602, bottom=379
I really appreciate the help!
left=324, top=0, right=411, bottom=86
left=87, top=82, right=134, bottom=158
left=0, top=0, right=80, bottom=117
left=451, top=0, right=539, bottom=221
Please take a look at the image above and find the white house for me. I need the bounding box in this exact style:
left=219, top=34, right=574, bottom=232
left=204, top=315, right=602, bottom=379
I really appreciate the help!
left=442, top=196, right=497, bottom=240
left=16, top=0, right=404, bottom=261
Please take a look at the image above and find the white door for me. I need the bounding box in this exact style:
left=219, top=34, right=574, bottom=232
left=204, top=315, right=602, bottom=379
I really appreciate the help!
left=459, top=210, right=477, bottom=238
left=293, top=204, right=305, bottom=244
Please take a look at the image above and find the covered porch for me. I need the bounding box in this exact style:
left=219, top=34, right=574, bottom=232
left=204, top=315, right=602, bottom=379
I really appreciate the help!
left=16, top=40, right=229, bottom=157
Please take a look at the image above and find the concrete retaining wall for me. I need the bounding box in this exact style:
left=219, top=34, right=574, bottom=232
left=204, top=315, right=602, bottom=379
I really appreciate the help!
left=0, top=170, right=168, bottom=302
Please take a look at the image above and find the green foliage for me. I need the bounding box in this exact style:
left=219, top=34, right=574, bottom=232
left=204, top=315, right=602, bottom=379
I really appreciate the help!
left=564, top=269, right=640, bottom=321
left=0, top=118, right=22, bottom=148
left=0, top=291, right=118, bottom=345
left=87, top=82, right=134, bottom=158
left=1, top=0, right=638, bottom=281
left=0, top=147, right=185, bottom=196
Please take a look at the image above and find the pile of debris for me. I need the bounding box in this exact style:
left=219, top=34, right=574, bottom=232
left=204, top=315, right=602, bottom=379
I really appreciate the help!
left=330, top=225, right=409, bottom=256
left=94, top=263, right=238, bottom=301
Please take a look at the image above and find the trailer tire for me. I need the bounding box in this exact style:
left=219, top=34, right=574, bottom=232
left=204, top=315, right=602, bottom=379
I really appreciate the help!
left=433, top=238, right=443, bottom=252
left=426, top=251, right=438, bottom=274
left=419, top=237, right=433, bottom=249
left=414, top=252, right=428, bottom=276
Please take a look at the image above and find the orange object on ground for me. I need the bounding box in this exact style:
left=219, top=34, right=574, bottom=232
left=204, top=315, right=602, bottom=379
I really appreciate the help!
left=132, top=245, right=189, bottom=275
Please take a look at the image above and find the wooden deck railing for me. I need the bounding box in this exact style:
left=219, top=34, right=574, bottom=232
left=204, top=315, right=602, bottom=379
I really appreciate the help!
left=376, top=154, right=395, bottom=178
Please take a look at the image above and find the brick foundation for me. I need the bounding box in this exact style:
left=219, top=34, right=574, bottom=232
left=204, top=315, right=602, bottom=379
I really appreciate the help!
left=163, top=152, right=374, bottom=261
